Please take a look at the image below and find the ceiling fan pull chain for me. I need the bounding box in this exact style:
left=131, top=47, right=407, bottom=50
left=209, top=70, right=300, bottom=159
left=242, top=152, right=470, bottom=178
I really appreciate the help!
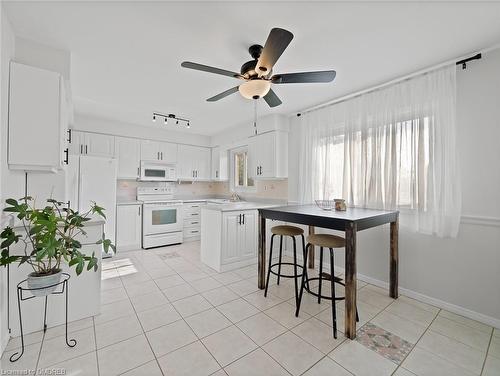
left=253, top=99, right=258, bottom=135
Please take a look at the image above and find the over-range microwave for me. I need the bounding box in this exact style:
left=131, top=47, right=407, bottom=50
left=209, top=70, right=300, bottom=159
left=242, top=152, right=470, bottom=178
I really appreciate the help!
left=139, top=161, right=177, bottom=182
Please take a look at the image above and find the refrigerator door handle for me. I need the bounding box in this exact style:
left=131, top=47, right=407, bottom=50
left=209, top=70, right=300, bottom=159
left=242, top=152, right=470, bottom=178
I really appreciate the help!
left=63, top=148, right=69, bottom=165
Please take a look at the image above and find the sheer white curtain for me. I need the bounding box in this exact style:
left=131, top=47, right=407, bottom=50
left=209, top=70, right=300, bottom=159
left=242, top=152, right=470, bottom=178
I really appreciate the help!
left=298, top=65, right=461, bottom=237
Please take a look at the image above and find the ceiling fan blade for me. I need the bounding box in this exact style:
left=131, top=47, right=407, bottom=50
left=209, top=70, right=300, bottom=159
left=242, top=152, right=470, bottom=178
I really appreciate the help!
left=271, top=70, right=336, bottom=84
left=181, top=61, right=243, bottom=79
left=263, top=89, right=282, bottom=108
left=256, top=28, right=294, bottom=76
left=207, top=86, right=240, bottom=102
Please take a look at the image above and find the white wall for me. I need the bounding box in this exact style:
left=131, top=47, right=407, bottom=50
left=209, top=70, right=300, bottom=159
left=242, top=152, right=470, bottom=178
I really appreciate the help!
left=288, top=48, right=500, bottom=327
left=74, top=113, right=211, bottom=147
left=0, top=7, right=16, bottom=355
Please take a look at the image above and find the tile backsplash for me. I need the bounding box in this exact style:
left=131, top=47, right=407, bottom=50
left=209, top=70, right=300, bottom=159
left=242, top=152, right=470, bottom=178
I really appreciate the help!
left=117, top=179, right=288, bottom=201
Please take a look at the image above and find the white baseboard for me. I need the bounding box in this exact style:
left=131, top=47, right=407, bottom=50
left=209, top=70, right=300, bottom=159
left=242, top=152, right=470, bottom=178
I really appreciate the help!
left=283, top=248, right=500, bottom=329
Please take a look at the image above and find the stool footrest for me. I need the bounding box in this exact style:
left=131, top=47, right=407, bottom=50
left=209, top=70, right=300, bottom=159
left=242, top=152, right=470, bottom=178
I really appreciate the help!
left=269, top=262, right=304, bottom=279
left=319, top=272, right=343, bottom=283
left=303, top=276, right=346, bottom=301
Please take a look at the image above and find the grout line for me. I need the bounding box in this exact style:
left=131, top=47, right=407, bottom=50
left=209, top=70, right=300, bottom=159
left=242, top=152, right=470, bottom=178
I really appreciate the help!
left=121, top=266, right=166, bottom=376
left=480, top=328, right=494, bottom=375
left=390, top=307, right=442, bottom=375
left=34, top=323, right=46, bottom=371
left=92, top=316, right=101, bottom=376
left=91, top=245, right=497, bottom=376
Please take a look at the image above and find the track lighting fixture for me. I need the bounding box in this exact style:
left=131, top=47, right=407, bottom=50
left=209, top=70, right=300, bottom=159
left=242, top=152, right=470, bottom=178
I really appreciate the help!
left=152, top=112, right=191, bottom=128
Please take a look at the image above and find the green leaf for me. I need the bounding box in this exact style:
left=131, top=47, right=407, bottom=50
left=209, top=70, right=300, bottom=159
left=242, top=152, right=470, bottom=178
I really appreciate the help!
left=68, top=258, right=79, bottom=267
left=76, top=260, right=84, bottom=275
left=5, top=198, right=18, bottom=206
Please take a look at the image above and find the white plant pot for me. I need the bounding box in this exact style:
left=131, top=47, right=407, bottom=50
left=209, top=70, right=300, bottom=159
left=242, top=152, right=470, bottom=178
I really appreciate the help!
left=27, top=269, right=62, bottom=297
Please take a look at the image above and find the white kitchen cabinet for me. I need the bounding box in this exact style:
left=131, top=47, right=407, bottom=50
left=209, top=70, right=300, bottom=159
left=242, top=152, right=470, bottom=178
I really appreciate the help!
left=248, top=130, right=288, bottom=179
left=8, top=62, right=68, bottom=172
left=68, top=130, right=84, bottom=155
left=86, top=133, right=115, bottom=157
left=70, top=131, right=115, bottom=158
left=211, top=147, right=228, bottom=181
left=178, top=145, right=211, bottom=180
left=115, top=136, right=141, bottom=179
left=201, top=208, right=258, bottom=272
left=140, top=140, right=177, bottom=163
left=116, top=204, right=142, bottom=251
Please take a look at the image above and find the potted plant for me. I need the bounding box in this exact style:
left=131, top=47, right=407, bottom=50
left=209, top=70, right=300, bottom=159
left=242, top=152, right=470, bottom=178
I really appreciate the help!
left=1, top=197, right=115, bottom=296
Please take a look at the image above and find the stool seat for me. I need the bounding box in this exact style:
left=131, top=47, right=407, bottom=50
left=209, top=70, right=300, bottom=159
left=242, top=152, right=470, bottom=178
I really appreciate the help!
left=307, top=234, right=345, bottom=248
left=271, top=225, right=304, bottom=236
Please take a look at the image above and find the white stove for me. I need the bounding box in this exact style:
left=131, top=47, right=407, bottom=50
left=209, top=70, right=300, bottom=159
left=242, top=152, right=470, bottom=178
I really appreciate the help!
left=137, top=187, right=184, bottom=249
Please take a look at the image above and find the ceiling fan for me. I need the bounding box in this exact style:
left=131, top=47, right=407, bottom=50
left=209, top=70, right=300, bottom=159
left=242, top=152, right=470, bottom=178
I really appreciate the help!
left=181, top=28, right=336, bottom=108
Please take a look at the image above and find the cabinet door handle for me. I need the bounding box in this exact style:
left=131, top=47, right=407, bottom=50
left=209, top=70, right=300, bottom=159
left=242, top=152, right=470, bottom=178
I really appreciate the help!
left=85, top=145, right=88, bottom=154
left=216, top=170, right=218, bottom=178
left=137, top=167, right=140, bottom=176
left=238, top=214, right=242, bottom=225
left=63, top=148, right=69, bottom=164
left=242, top=214, right=245, bottom=225
left=161, top=152, right=163, bottom=160
left=138, top=206, right=141, bottom=215
left=67, top=129, right=72, bottom=143
left=80, top=144, right=83, bottom=154
left=157, top=152, right=160, bottom=160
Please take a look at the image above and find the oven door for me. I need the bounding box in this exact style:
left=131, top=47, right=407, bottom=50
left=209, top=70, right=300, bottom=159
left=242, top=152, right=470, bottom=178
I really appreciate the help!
left=143, top=203, right=183, bottom=235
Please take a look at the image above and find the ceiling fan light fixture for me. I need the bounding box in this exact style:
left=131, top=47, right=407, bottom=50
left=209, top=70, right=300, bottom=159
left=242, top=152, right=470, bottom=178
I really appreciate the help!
left=238, top=79, right=271, bottom=100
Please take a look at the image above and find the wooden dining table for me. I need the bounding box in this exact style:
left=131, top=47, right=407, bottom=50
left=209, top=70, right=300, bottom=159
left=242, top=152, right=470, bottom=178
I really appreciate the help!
left=257, top=205, right=399, bottom=339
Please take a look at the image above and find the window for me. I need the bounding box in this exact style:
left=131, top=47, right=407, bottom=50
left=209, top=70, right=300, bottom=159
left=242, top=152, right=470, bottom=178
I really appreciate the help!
left=315, top=117, right=431, bottom=210
left=231, top=147, right=254, bottom=191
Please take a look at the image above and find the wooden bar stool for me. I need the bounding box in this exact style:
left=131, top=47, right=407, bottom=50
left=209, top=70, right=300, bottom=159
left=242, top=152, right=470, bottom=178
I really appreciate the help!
left=264, top=225, right=308, bottom=308
left=295, top=233, right=359, bottom=339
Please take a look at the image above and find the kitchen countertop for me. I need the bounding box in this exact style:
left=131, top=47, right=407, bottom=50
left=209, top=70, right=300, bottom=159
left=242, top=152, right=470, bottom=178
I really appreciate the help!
left=117, top=200, right=143, bottom=206
left=203, top=201, right=281, bottom=212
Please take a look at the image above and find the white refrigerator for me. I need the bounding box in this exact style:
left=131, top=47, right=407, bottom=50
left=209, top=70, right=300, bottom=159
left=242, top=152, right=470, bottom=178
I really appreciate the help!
left=67, top=155, right=117, bottom=248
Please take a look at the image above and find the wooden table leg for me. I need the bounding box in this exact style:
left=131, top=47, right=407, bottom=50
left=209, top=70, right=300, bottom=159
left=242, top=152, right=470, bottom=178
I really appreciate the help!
left=258, top=214, right=266, bottom=289
left=344, top=222, right=357, bottom=339
left=308, top=226, right=315, bottom=269
left=390, top=217, right=399, bottom=298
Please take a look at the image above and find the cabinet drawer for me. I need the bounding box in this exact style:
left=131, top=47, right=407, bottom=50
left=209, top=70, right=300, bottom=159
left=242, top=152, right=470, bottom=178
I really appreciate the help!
left=184, top=228, right=201, bottom=237
left=184, top=211, right=200, bottom=220
left=184, top=218, right=201, bottom=228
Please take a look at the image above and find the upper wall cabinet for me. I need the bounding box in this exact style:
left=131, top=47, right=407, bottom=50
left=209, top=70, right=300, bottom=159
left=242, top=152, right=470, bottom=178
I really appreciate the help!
left=178, top=145, right=211, bottom=180
left=8, top=62, right=68, bottom=172
left=140, top=140, right=177, bottom=164
left=211, top=146, right=228, bottom=181
left=248, top=130, right=288, bottom=179
left=69, top=131, right=115, bottom=158
left=115, top=136, right=141, bottom=179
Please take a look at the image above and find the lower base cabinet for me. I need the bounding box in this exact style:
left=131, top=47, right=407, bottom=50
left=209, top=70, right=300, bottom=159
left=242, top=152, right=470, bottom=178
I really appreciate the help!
left=116, top=204, right=142, bottom=251
left=201, top=209, right=257, bottom=272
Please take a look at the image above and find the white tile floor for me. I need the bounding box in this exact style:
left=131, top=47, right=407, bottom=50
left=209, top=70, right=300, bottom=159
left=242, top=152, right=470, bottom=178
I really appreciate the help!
left=2, top=241, right=499, bottom=376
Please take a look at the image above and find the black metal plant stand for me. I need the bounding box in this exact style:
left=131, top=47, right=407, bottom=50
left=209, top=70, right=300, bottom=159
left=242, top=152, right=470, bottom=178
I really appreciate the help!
left=10, top=272, right=77, bottom=362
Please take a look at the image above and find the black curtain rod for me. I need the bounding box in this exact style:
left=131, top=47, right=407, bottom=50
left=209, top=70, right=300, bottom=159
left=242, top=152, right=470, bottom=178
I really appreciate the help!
left=296, top=52, right=484, bottom=117
left=456, top=53, right=482, bottom=69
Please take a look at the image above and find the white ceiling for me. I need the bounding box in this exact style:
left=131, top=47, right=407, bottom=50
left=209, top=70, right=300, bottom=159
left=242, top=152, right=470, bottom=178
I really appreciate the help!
left=4, top=1, right=500, bottom=135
